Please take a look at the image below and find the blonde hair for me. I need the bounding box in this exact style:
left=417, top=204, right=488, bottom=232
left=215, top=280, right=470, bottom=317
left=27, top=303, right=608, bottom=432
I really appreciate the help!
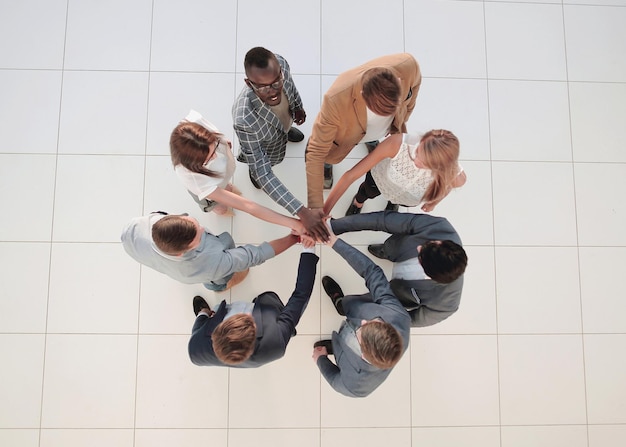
left=359, top=321, right=403, bottom=369
left=419, top=129, right=460, bottom=203
left=211, top=314, right=256, bottom=365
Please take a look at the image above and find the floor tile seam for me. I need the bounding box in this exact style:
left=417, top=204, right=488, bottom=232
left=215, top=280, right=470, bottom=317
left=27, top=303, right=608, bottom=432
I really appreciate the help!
left=38, top=0, right=71, bottom=439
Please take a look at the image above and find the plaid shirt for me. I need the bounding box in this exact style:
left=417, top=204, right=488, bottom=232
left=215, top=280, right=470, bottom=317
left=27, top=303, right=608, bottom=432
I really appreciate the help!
left=232, top=54, right=305, bottom=215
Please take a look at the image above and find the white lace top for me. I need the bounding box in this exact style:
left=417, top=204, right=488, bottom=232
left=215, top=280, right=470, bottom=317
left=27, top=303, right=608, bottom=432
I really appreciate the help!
left=370, top=133, right=434, bottom=207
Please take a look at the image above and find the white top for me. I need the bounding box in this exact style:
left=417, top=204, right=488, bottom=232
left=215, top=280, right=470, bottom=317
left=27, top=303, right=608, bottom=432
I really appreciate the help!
left=359, top=108, right=394, bottom=144
left=392, top=257, right=429, bottom=280
left=370, top=133, right=435, bottom=206
left=174, top=110, right=236, bottom=201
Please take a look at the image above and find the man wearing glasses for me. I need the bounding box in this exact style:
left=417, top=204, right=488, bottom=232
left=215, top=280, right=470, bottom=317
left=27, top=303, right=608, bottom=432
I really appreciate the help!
left=233, top=47, right=329, bottom=241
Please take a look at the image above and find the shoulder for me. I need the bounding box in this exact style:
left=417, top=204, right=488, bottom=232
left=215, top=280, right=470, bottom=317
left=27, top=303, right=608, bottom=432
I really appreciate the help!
left=275, top=54, right=289, bottom=71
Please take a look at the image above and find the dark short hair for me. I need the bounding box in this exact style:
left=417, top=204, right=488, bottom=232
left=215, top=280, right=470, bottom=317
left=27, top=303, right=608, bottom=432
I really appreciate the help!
left=418, top=240, right=467, bottom=284
left=212, top=314, right=257, bottom=365
left=151, top=215, right=198, bottom=255
left=359, top=321, right=403, bottom=369
left=244, top=47, right=276, bottom=73
left=361, top=67, right=401, bottom=116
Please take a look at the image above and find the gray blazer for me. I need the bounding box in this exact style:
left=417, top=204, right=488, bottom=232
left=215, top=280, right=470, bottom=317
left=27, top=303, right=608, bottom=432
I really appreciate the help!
left=331, top=211, right=464, bottom=327
left=232, top=54, right=305, bottom=215
left=121, top=213, right=274, bottom=288
left=316, top=239, right=411, bottom=398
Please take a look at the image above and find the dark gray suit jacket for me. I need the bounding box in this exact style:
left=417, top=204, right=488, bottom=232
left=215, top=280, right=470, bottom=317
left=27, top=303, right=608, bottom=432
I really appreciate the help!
left=188, top=252, right=318, bottom=368
left=316, top=239, right=411, bottom=398
left=331, top=211, right=464, bottom=327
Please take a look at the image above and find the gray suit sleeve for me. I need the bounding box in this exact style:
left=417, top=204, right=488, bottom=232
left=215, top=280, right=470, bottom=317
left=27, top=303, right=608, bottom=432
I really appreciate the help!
left=332, top=239, right=398, bottom=308
left=316, top=356, right=356, bottom=398
left=213, top=242, right=275, bottom=279
left=331, top=211, right=453, bottom=240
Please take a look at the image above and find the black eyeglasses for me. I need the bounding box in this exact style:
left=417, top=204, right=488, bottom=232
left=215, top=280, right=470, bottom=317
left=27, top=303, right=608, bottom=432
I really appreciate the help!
left=248, top=72, right=284, bottom=94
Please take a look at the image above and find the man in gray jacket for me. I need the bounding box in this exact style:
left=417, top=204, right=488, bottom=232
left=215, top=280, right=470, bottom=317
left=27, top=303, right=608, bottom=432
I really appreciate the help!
left=329, top=211, right=468, bottom=327
left=312, top=226, right=410, bottom=398
left=121, top=212, right=299, bottom=291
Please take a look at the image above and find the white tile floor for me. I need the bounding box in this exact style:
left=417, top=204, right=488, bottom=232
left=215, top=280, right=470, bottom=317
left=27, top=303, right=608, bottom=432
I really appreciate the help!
left=1, top=0, right=625, bottom=446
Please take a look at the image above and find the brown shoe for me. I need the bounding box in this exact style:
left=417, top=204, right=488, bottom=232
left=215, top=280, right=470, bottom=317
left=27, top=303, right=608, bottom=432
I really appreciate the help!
left=225, top=268, right=249, bottom=290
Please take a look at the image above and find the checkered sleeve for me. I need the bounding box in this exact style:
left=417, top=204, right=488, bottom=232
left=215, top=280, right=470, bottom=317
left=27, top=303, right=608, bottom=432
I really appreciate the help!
left=278, top=55, right=303, bottom=112
left=234, top=118, right=304, bottom=215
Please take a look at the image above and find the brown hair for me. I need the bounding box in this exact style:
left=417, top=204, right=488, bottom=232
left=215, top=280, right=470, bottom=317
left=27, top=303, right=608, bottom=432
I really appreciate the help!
left=418, top=240, right=468, bottom=284
left=151, top=215, right=198, bottom=255
left=212, top=314, right=257, bottom=365
left=359, top=321, right=403, bottom=369
left=170, top=122, right=222, bottom=178
left=420, top=130, right=461, bottom=203
left=362, top=67, right=401, bottom=116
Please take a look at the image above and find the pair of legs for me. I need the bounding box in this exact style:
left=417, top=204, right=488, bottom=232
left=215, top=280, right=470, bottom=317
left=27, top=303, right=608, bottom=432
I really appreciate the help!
left=322, top=140, right=378, bottom=191
left=346, top=172, right=399, bottom=216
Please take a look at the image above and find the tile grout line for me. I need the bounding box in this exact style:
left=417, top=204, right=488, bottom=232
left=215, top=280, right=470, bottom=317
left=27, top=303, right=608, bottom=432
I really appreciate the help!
left=561, top=2, right=591, bottom=445
left=36, top=0, right=71, bottom=443
left=480, top=0, right=505, bottom=442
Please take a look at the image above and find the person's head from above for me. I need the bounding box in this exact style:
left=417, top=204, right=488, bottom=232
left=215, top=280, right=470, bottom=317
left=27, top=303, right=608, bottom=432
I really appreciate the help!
left=357, top=319, right=403, bottom=369
left=244, top=47, right=283, bottom=107
left=361, top=67, right=402, bottom=117
left=170, top=122, right=223, bottom=178
left=417, top=240, right=467, bottom=284
left=413, top=129, right=459, bottom=171
left=151, top=214, right=203, bottom=256
left=212, top=313, right=257, bottom=365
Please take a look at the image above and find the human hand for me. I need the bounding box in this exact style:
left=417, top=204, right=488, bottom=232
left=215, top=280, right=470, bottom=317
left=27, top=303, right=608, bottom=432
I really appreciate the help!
left=297, top=207, right=330, bottom=242
left=312, top=346, right=327, bottom=361
left=322, top=218, right=338, bottom=247
left=421, top=201, right=437, bottom=212
left=293, top=109, right=306, bottom=125
left=300, top=233, right=316, bottom=248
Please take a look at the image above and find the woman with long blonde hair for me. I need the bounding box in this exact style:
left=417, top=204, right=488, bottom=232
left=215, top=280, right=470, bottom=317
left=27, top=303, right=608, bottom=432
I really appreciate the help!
left=323, top=130, right=466, bottom=216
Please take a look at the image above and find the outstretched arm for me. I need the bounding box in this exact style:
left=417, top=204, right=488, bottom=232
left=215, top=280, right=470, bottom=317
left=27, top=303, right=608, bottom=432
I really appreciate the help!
left=235, top=125, right=305, bottom=216
left=208, top=188, right=305, bottom=235
left=325, top=226, right=397, bottom=308
left=330, top=210, right=453, bottom=240
left=322, top=135, right=399, bottom=215
left=275, top=252, right=319, bottom=342
left=305, top=99, right=341, bottom=209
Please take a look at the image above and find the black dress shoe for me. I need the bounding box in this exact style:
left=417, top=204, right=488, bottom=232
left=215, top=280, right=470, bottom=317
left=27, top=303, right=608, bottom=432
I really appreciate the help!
left=287, top=127, right=304, bottom=142
left=323, top=163, right=333, bottom=189
left=322, top=275, right=345, bottom=316
left=345, top=200, right=363, bottom=216
left=193, top=296, right=210, bottom=316
left=248, top=170, right=261, bottom=189
left=385, top=201, right=399, bottom=212
left=367, top=244, right=387, bottom=259
left=314, top=339, right=334, bottom=356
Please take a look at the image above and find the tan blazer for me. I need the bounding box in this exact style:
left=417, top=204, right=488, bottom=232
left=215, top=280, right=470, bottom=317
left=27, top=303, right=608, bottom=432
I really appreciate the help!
left=305, top=53, right=421, bottom=208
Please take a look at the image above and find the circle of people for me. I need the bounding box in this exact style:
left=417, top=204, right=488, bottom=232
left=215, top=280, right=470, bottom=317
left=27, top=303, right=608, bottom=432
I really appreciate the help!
left=122, top=48, right=468, bottom=398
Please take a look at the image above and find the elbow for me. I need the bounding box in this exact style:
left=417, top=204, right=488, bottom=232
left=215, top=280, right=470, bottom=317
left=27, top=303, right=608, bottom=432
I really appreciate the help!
left=454, top=171, right=467, bottom=188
